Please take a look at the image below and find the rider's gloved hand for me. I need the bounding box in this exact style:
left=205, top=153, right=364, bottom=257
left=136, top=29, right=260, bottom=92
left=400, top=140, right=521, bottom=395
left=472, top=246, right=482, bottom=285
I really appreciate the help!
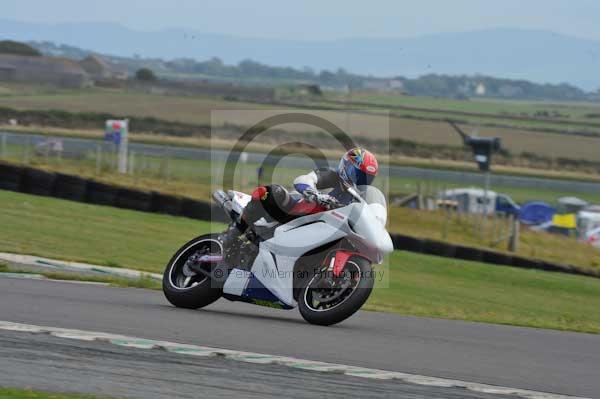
left=303, top=188, right=339, bottom=209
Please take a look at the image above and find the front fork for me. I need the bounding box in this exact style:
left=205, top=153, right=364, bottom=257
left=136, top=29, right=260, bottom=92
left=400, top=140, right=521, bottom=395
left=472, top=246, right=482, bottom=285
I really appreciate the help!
left=323, top=250, right=371, bottom=277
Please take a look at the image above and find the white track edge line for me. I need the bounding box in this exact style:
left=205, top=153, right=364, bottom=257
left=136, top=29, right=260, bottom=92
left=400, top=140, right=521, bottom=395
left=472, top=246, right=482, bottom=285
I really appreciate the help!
left=0, top=273, right=110, bottom=286
left=0, top=321, right=588, bottom=399
left=0, top=252, right=161, bottom=280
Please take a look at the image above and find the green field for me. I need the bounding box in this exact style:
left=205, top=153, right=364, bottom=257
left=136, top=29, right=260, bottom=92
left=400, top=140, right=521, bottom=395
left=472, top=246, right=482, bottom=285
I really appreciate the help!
left=3, top=86, right=600, bottom=162
left=1, top=189, right=599, bottom=333
left=330, top=91, right=600, bottom=123
left=0, top=388, right=109, bottom=399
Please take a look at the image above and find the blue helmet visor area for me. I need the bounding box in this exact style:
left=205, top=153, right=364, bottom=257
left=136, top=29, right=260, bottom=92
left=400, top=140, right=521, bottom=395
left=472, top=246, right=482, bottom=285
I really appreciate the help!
left=343, top=162, right=375, bottom=186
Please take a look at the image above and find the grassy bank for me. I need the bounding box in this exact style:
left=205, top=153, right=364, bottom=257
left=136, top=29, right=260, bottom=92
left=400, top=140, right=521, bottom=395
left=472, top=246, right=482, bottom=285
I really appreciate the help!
left=390, top=207, right=600, bottom=271
left=1, top=189, right=599, bottom=333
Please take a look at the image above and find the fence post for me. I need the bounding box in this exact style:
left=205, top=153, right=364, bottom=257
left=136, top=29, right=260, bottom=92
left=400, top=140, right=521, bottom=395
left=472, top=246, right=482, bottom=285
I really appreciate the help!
left=161, top=148, right=170, bottom=183
left=489, top=212, right=498, bottom=246
left=508, top=215, right=520, bottom=252
left=22, top=137, right=31, bottom=165
left=442, top=202, right=450, bottom=241
left=0, top=133, right=6, bottom=159
left=96, top=145, right=102, bottom=175
left=129, top=151, right=136, bottom=175
left=44, top=140, right=50, bottom=165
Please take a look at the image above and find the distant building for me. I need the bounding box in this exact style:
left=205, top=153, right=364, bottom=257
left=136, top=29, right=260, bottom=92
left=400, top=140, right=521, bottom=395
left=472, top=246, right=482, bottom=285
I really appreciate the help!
left=361, top=79, right=406, bottom=93
left=389, top=79, right=404, bottom=91
left=475, top=83, right=487, bottom=96
left=0, top=54, right=90, bottom=88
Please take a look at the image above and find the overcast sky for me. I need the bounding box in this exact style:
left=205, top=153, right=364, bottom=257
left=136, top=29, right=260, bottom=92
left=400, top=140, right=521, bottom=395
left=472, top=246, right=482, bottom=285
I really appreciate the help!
left=3, top=0, right=600, bottom=41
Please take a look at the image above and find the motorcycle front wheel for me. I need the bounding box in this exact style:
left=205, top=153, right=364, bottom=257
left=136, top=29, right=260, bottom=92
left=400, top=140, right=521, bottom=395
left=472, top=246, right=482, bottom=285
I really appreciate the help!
left=298, top=256, right=374, bottom=326
left=162, top=233, right=223, bottom=309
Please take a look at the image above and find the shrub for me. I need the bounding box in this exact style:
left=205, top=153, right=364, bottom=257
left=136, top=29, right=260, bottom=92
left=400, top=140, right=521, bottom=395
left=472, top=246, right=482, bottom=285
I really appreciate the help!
left=135, top=68, right=157, bottom=82
left=0, top=40, right=41, bottom=56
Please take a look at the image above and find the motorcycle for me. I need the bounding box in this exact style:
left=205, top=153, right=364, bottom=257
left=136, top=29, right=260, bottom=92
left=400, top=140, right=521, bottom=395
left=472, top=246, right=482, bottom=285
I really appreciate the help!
left=162, top=184, right=394, bottom=326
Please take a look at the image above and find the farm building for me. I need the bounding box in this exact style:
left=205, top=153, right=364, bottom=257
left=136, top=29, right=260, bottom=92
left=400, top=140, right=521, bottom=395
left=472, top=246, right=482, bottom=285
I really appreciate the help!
left=0, top=54, right=91, bottom=88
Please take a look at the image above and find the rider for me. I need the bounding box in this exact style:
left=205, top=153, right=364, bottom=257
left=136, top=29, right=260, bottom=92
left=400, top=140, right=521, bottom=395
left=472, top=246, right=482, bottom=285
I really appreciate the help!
left=238, top=146, right=378, bottom=228
left=292, top=147, right=379, bottom=210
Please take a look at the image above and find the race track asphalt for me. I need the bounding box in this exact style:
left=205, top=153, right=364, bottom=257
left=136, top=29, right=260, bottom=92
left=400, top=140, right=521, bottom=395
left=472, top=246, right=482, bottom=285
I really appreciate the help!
left=0, top=278, right=598, bottom=398
left=0, top=330, right=514, bottom=399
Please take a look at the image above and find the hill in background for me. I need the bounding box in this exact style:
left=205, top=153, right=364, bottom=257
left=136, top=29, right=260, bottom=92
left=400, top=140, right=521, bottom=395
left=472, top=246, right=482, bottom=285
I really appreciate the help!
left=2, top=19, right=600, bottom=90
left=0, top=40, right=41, bottom=57
left=25, top=40, right=600, bottom=103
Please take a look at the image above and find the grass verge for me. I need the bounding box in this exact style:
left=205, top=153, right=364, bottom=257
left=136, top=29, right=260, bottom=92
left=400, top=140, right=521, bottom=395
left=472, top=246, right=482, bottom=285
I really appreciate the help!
left=0, top=388, right=111, bottom=399
left=0, top=269, right=161, bottom=290
left=0, top=189, right=216, bottom=273
left=369, top=251, right=600, bottom=334
left=1, top=189, right=599, bottom=333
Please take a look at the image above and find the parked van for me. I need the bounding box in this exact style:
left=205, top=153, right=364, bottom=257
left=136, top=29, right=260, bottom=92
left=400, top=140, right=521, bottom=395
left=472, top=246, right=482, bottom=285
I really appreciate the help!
left=439, top=188, right=520, bottom=215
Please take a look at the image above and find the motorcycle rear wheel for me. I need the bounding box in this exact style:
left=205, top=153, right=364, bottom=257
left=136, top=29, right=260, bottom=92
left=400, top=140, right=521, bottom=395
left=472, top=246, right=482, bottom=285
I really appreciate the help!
left=162, top=233, right=223, bottom=309
left=299, top=256, right=374, bottom=326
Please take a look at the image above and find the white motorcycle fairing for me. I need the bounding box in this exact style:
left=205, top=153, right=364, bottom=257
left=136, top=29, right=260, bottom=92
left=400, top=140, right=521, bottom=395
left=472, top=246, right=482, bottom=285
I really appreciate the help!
left=222, top=190, right=393, bottom=309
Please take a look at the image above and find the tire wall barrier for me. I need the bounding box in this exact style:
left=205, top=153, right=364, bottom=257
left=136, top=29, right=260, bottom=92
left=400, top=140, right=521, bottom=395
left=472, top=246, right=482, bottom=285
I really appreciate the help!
left=53, top=173, right=87, bottom=202
left=0, top=162, right=23, bottom=191
left=151, top=192, right=182, bottom=216
left=22, top=167, right=56, bottom=196
left=0, top=162, right=598, bottom=279
left=116, top=188, right=153, bottom=212
left=86, top=181, right=119, bottom=207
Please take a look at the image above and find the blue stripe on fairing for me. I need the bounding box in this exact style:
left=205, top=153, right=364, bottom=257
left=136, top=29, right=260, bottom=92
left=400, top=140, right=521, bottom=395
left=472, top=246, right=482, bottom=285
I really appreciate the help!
left=243, top=273, right=293, bottom=309
left=294, top=183, right=311, bottom=193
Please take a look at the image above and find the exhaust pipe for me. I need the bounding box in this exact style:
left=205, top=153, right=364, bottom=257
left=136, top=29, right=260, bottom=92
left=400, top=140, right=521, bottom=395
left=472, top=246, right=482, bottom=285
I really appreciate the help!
left=212, top=190, right=235, bottom=219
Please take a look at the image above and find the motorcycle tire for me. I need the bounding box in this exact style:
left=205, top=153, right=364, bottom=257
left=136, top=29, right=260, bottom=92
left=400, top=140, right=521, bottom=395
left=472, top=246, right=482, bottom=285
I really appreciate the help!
left=163, top=233, right=223, bottom=309
left=299, top=256, right=374, bottom=326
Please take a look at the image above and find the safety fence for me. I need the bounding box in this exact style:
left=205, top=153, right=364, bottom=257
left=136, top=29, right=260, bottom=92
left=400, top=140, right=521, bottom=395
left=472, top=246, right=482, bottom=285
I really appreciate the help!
left=1, top=161, right=598, bottom=279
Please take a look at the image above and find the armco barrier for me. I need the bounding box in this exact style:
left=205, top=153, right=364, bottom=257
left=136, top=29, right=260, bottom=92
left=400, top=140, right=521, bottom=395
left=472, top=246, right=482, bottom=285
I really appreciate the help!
left=53, top=173, right=87, bottom=202
left=0, top=162, right=598, bottom=279
left=0, top=162, right=23, bottom=191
